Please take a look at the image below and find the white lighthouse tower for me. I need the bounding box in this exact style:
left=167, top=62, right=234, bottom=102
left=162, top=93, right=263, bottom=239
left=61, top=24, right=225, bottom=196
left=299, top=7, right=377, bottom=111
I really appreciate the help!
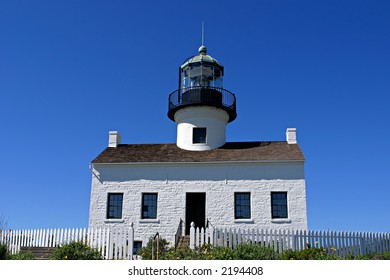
left=168, top=44, right=237, bottom=151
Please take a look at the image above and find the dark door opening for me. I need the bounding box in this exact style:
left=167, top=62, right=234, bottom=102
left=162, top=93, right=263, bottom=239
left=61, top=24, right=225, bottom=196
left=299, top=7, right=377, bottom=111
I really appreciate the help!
left=185, top=193, right=206, bottom=235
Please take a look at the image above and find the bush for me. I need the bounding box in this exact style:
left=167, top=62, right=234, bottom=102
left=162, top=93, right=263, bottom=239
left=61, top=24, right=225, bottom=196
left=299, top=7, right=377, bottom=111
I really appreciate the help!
left=0, top=243, right=9, bottom=260
left=230, top=243, right=281, bottom=260
left=377, top=252, right=390, bottom=260
left=139, top=236, right=170, bottom=260
left=351, top=251, right=390, bottom=260
left=0, top=244, right=35, bottom=260
left=142, top=239, right=280, bottom=260
left=9, top=251, right=35, bottom=260
left=51, top=241, right=103, bottom=260
left=164, top=246, right=210, bottom=260
left=166, top=243, right=281, bottom=260
left=135, top=234, right=390, bottom=260
left=208, top=245, right=236, bottom=260
left=281, top=247, right=340, bottom=260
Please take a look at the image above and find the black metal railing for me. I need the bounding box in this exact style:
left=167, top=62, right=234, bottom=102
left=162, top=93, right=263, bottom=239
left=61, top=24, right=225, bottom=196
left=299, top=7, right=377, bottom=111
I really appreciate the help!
left=168, top=86, right=237, bottom=123
left=151, top=232, right=160, bottom=260
left=174, top=219, right=183, bottom=249
left=206, top=218, right=215, bottom=229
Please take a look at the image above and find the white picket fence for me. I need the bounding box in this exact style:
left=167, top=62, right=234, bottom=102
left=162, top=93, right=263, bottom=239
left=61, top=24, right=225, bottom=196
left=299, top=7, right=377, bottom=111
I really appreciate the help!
left=0, top=225, right=135, bottom=260
left=189, top=224, right=390, bottom=258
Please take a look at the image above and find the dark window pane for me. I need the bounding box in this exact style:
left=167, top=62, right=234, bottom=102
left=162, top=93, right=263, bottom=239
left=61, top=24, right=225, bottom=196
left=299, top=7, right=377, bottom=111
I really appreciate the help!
left=235, top=192, right=251, bottom=219
left=193, top=128, right=206, bottom=143
left=271, top=192, right=288, bottom=219
left=107, top=193, right=123, bottom=219
left=142, top=193, right=157, bottom=219
left=133, top=241, right=142, bottom=255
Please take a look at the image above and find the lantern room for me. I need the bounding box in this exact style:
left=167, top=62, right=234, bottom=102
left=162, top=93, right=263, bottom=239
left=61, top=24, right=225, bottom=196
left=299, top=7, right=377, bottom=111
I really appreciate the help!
left=179, top=45, right=224, bottom=89
left=168, top=45, right=237, bottom=123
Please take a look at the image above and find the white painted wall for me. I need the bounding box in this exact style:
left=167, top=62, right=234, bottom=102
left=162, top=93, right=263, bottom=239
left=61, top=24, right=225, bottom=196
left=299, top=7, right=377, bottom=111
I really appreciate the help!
left=174, top=106, right=229, bottom=151
left=89, top=161, right=308, bottom=246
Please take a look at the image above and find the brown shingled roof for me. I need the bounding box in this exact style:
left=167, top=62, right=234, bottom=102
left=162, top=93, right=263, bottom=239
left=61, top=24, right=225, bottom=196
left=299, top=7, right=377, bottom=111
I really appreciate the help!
left=92, top=142, right=304, bottom=163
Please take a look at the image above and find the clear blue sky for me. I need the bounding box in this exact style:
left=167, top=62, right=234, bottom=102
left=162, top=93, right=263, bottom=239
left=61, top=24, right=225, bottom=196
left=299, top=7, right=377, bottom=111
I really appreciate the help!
left=1, top=0, right=389, bottom=232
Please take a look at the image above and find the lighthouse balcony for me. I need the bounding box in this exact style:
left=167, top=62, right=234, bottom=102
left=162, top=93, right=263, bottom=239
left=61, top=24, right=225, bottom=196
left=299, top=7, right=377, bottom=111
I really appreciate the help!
left=168, top=86, right=237, bottom=123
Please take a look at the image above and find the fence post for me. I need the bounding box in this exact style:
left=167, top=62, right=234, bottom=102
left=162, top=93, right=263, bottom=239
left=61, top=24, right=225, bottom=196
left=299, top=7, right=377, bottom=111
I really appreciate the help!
left=128, top=223, right=134, bottom=260
left=209, top=227, right=214, bottom=247
left=232, top=228, right=236, bottom=248
left=228, top=228, right=232, bottom=248
left=286, top=230, right=291, bottom=250
left=205, top=227, right=209, bottom=246
left=107, top=227, right=112, bottom=260
left=189, top=222, right=195, bottom=250
left=237, top=229, right=242, bottom=246
left=200, top=227, right=205, bottom=246
left=360, top=232, right=365, bottom=256
left=292, top=230, right=297, bottom=251
left=279, top=229, right=283, bottom=253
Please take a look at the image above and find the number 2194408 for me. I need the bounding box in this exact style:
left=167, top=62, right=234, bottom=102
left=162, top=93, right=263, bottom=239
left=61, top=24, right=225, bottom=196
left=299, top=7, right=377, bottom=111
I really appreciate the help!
left=221, top=267, right=263, bottom=276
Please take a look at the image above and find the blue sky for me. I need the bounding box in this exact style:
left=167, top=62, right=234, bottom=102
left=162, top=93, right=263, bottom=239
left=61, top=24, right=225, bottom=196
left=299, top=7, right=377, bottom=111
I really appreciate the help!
left=0, top=0, right=389, bottom=232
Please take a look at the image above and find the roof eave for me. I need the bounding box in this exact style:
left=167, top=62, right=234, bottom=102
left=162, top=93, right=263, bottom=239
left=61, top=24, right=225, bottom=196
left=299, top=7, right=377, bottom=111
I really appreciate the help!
left=91, top=159, right=305, bottom=165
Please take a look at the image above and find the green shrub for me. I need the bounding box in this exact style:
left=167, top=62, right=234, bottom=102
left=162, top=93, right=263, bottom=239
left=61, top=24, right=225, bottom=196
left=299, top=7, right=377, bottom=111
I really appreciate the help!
left=139, top=236, right=170, bottom=260
left=151, top=241, right=280, bottom=260
left=380, top=252, right=390, bottom=260
left=230, top=243, right=281, bottom=260
left=281, top=247, right=340, bottom=260
left=0, top=244, right=35, bottom=260
left=209, top=245, right=236, bottom=260
left=351, top=251, right=390, bottom=260
left=158, top=242, right=280, bottom=260
left=9, top=251, right=35, bottom=260
left=167, top=244, right=235, bottom=260
left=51, top=241, right=103, bottom=260
left=135, top=234, right=390, bottom=260
left=0, top=243, right=9, bottom=260
left=163, top=246, right=210, bottom=260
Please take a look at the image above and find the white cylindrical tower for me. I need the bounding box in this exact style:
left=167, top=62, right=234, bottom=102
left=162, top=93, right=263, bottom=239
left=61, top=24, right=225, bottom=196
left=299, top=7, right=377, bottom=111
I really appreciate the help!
left=168, top=45, right=237, bottom=151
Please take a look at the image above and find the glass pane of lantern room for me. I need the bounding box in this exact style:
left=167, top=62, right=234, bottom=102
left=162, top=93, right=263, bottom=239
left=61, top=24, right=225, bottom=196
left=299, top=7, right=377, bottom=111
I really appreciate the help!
left=201, top=65, right=213, bottom=87
left=182, top=68, right=190, bottom=89
left=213, top=67, right=223, bottom=88
left=214, top=78, right=221, bottom=88
left=189, top=64, right=201, bottom=87
left=202, top=65, right=213, bottom=77
left=182, top=77, right=189, bottom=89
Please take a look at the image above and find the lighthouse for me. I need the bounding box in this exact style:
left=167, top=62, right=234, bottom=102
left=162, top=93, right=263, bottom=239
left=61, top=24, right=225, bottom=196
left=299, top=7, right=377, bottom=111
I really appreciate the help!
left=89, top=39, right=308, bottom=248
left=167, top=44, right=237, bottom=151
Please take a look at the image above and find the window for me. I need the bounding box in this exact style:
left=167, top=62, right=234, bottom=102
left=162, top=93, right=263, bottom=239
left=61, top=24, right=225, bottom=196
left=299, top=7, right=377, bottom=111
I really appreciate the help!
left=193, top=127, right=206, bottom=143
left=133, top=241, right=142, bottom=255
left=106, top=193, right=123, bottom=219
left=142, top=193, right=158, bottom=219
left=271, top=192, right=288, bottom=219
left=234, top=192, right=251, bottom=219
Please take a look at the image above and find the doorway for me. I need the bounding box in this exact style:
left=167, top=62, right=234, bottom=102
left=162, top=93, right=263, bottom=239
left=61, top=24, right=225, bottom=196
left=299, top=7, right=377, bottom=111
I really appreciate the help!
left=185, top=193, right=206, bottom=235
